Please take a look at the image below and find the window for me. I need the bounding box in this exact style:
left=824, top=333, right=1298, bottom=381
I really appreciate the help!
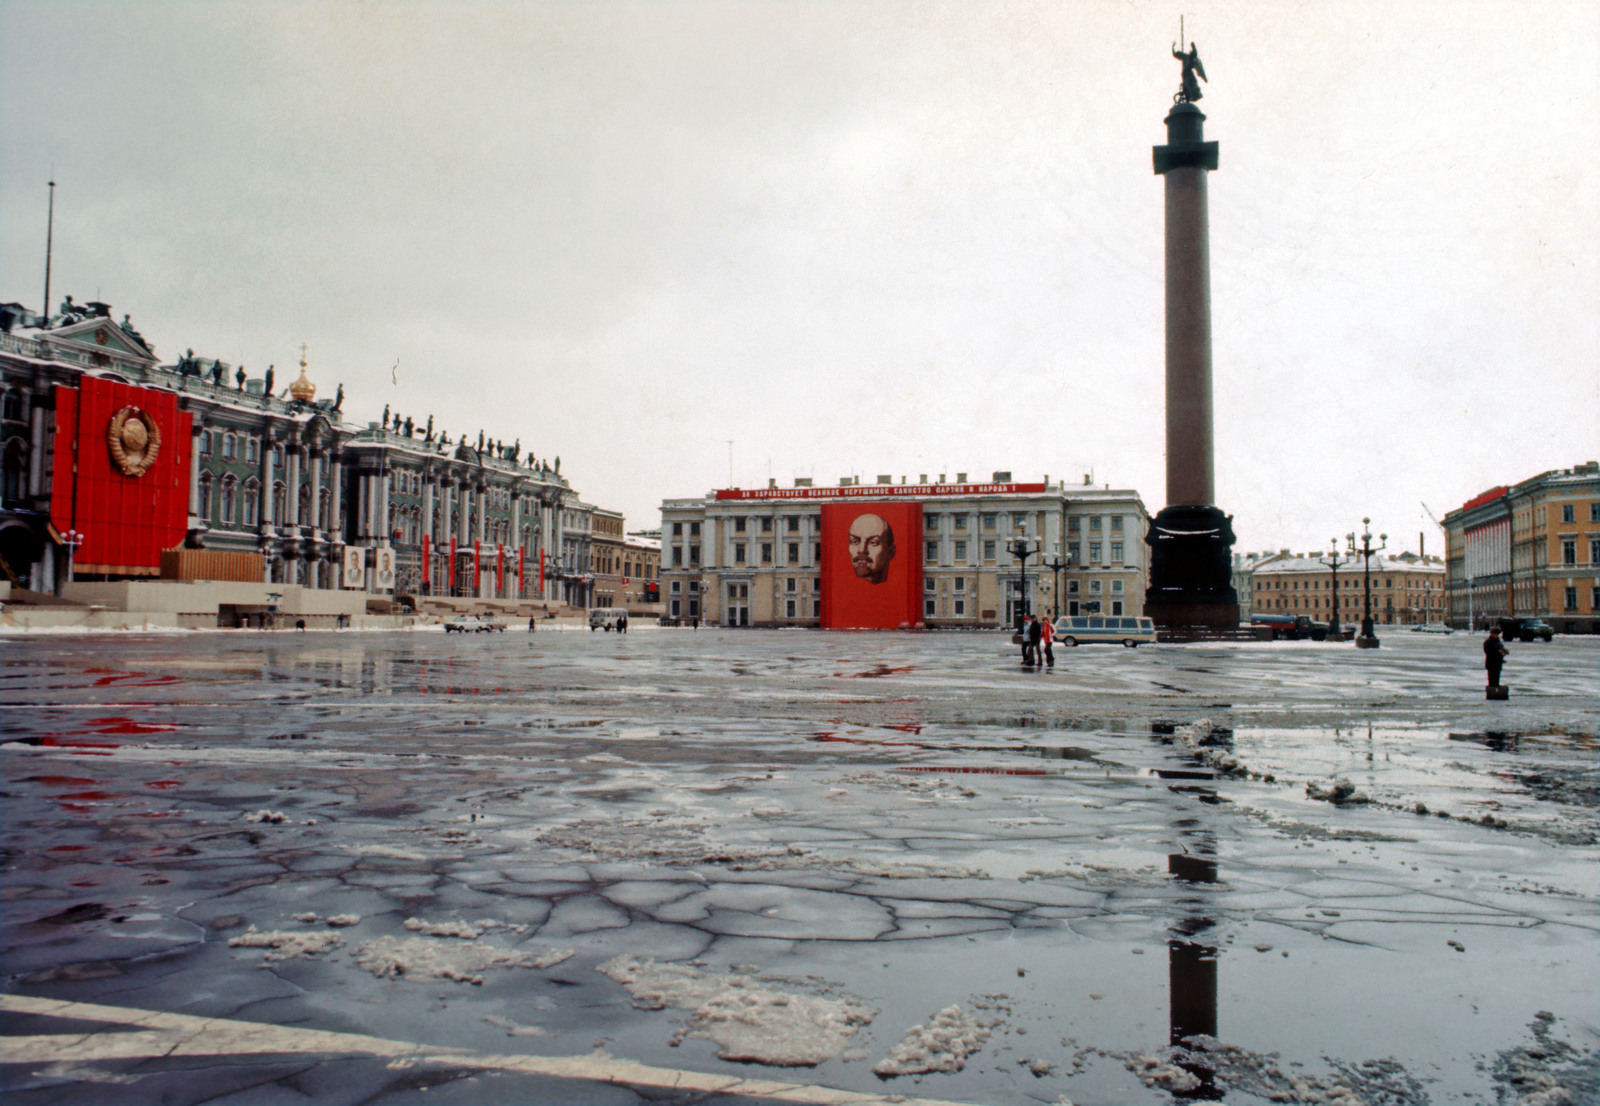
left=1562, top=539, right=1576, bottom=565
left=1110, top=541, right=1124, bottom=562
left=243, top=481, right=259, bottom=526
left=219, top=479, right=236, bottom=524
left=671, top=599, right=681, bottom=617
left=925, top=599, right=936, bottom=617
left=925, top=541, right=938, bottom=562
left=814, top=542, right=821, bottom=562
left=787, top=542, right=799, bottom=562
left=1069, top=542, right=1081, bottom=563
left=953, top=576, right=966, bottom=592
left=1, top=391, right=22, bottom=421
left=1090, top=579, right=1102, bottom=594
left=272, top=444, right=283, bottom=468
left=198, top=474, right=213, bottom=520
left=670, top=580, right=681, bottom=593
left=1564, top=586, right=1577, bottom=611
left=1592, top=586, right=1600, bottom=610
left=1067, top=516, right=1080, bottom=533
left=1591, top=503, right=1600, bottom=522
left=812, top=598, right=821, bottom=617
left=954, top=514, right=967, bottom=531
left=925, top=576, right=936, bottom=592
left=983, top=540, right=995, bottom=560
left=199, top=432, right=212, bottom=457
left=787, top=516, right=799, bottom=533
left=953, top=540, right=967, bottom=561
left=1089, top=515, right=1102, bottom=532
left=1111, top=515, right=1123, bottom=532
left=1012, top=512, right=1026, bottom=529
left=1590, top=538, right=1600, bottom=564
left=688, top=545, right=700, bottom=566
left=1068, top=580, right=1079, bottom=594
left=220, top=433, right=235, bottom=460
left=1112, top=580, right=1124, bottom=593
left=734, top=518, right=745, bottom=533
left=734, top=544, right=746, bottom=564
left=786, top=578, right=797, bottom=592
left=786, top=599, right=797, bottom=618
left=982, top=514, right=996, bottom=530
left=1089, top=541, right=1102, bottom=562
left=689, top=522, right=700, bottom=536
left=761, top=518, right=772, bottom=532
left=1111, top=600, right=1124, bottom=615
left=672, top=547, right=683, bottom=566
left=1561, top=504, right=1575, bottom=523
left=954, top=599, right=965, bottom=616
left=925, top=513, right=939, bottom=530
left=761, top=542, right=773, bottom=563
left=673, top=522, right=683, bottom=536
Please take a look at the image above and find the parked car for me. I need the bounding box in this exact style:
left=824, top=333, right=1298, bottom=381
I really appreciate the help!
left=444, top=614, right=505, bottom=633
left=1053, top=616, right=1158, bottom=647
left=1497, top=617, right=1554, bottom=643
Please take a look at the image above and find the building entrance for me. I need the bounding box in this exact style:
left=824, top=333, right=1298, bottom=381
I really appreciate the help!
left=726, top=582, right=749, bottom=626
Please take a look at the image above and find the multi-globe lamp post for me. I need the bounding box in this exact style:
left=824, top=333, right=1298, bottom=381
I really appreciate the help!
left=1044, top=551, right=1072, bottom=619
left=1318, top=538, right=1352, bottom=640
left=1355, top=518, right=1387, bottom=649
left=1008, top=535, right=1041, bottom=630
left=62, top=529, right=85, bottom=587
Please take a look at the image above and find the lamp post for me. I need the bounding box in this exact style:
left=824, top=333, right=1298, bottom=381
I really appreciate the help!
left=1044, top=552, right=1071, bottom=618
left=1355, top=518, right=1387, bottom=649
left=1318, top=538, right=1352, bottom=640
left=1008, top=536, right=1040, bottom=629
left=62, top=529, right=84, bottom=591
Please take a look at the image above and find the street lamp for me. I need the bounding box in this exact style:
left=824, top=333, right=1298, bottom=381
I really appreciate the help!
left=1043, top=551, right=1071, bottom=618
left=1355, top=518, right=1387, bottom=649
left=1008, top=535, right=1040, bottom=630
left=62, top=529, right=85, bottom=586
left=1318, top=538, right=1352, bottom=640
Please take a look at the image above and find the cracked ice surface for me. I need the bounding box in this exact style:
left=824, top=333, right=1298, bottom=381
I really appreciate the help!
left=1, top=629, right=1596, bottom=1104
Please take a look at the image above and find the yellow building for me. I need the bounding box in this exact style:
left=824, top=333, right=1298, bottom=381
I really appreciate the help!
left=1446, top=461, right=1599, bottom=634
left=1251, top=551, right=1445, bottom=627
left=588, top=508, right=661, bottom=614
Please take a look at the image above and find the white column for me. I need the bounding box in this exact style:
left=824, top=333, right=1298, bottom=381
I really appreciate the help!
left=188, top=422, right=204, bottom=519
left=285, top=448, right=301, bottom=527
left=475, top=486, right=486, bottom=543
left=309, top=452, right=323, bottom=529
left=377, top=466, right=390, bottom=544
left=260, top=440, right=275, bottom=530
left=28, top=402, right=45, bottom=497
left=510, top=494, right=521, bottom=599
left=327, top=459, right=342, bottom=538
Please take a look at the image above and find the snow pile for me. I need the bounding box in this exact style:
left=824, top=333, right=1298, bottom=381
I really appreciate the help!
left=403, top=917, right=531, bottom=938
left=1115, top=1035, right=1414, bottom=1104
left=326, top=913, right=361, bottom=927
left=531, top=947, right=574, bottom=968
left=352, top=935, right=538, bottom=985
left=340, top=844, right=428, bottom=860
left=242, top=810, right=287, bottom=824
left=1306, top=778, right=1371, bottom=805
left=482, top=1014, right=548, bottom=1037
left=1132, top=1054, right=1201, bottom=1092
left=1492, top=1011, right=1600, bottom=1106
left=598, top=954, right=876, bottom=1067
left=872, top=1004, right=993, bottom=1077
left=227, top=926, right=344, bottom=962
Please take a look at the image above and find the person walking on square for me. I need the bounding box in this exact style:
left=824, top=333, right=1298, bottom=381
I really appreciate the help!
left=1484, top=625, right=1508, bottom=689
left=1040, top=614, right=1055, bottom=667
left=1026, top=615, right=1043, bottom=667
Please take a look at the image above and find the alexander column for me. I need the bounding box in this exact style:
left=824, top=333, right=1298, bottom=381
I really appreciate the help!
left=1144, top=41, right=1240, bottom=632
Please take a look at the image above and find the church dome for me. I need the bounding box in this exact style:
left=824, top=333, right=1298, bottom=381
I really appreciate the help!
left=289, top=349, right=316, bottom=402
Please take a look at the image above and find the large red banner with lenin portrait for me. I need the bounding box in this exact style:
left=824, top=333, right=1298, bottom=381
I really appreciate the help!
left=50, top=377, right=191, bottom=575
left=819, top=501, right=922, bottom=629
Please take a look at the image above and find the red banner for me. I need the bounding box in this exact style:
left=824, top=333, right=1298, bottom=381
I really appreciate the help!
left=50, top=378, right=191, bottom=574
left=539, top=548, right=546, bottom=592
left=473, top=540, right=481, bottom=593
left=716, top=482, right=1044, bottom=501
left=496, top=543, right=504, bottom=593
left=517, top=547, right=525, bottom=595
left=819, top=501, right=923, bottom=630
left=422, top=534, right=430, bottom=591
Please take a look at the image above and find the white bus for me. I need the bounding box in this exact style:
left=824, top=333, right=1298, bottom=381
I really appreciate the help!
left=1053, top=615, right=1157, bottom=647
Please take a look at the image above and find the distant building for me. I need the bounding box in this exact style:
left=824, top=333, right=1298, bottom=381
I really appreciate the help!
left=660, top=473, right=1149, bottom=628
left=1249, top=551, right=1445, bottom=627
left=1443, top=461, right=1599, bottom=633
left=589, top=508, right=661, bottom=613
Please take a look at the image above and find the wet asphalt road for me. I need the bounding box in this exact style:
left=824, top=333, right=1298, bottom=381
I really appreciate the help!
left=2, top=627, right=1597, bottom=1105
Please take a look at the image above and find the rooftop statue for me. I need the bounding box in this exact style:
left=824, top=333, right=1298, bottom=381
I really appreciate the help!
left=236, top=364, right=247, bottom=390
left=264, top=365, right=275, bottom=395
left=333, top=383, right=344, bottom=411
left=1173, top=40, right=1207, bottom=103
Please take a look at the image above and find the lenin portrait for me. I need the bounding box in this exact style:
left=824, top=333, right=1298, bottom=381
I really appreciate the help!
left=848, top=512, right=896, bottom=584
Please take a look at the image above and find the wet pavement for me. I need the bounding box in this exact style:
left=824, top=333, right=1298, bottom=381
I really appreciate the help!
left=2, top=627, right=1597, bottom=1105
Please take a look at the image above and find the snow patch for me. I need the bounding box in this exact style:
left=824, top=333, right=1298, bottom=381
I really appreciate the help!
left=872, top=1004, right=993, bottom=1077
left=242, top=810, right=287, bottom=824
left=352, top=935, right=537, bottom=985
left=598, top=954, right=875, bottom=1067
left=227, top=926, right=344, bottom=962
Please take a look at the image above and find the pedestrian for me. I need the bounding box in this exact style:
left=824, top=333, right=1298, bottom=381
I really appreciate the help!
left=1026, top=614, right=1043, bottom=667
left=528, top=616, right=536, bottom=633
left=1018, top=612, right=1031, bottom=664
left=1484, top=625, right=1508, bottom=690
left=1040, top=614, right=1055, bottom=667
left=618, top=613, right=628, bottom=634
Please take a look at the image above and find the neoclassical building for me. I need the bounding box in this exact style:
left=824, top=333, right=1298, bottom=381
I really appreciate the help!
left=1, top=297, right=599, bottom=605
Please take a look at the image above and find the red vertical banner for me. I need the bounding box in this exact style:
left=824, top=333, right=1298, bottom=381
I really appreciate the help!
left=517, top=547, right=525, bottom=595
left=449, top=536, right=457, bottom=590
left=422, top=534, right=430, bottom=592
left=539, top=549, right=546, bottom=592
left=473, top=540, right=481, bottom=592
left=819, top=501, right=923, bottom=629
left=496, top=544, right=504, bottom=593
left=51, top=379, right=192, bottom=574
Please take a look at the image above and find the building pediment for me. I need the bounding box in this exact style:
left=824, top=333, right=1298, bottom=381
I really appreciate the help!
left=47, top=317, right=158, bottom=364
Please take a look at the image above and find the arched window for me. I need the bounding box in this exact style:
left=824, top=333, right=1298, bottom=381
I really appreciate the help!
left=222, top=433, right=236, bottom=460
left=198, top=474, right=213, bottom=521
left=1, top=391, right=23, bottom=422
left=298, top=482, right=311, bottom=524
left=243, top=479, right=260, bottom=527
left=318, top=487, right=330, bottom=532
left=220, top=477, right=236, bottom=525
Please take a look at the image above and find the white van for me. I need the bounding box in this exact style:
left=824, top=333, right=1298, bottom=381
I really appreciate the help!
left=1054, top=615, right=1157, bottom=647
left=588, top=607, right=630, bottom=631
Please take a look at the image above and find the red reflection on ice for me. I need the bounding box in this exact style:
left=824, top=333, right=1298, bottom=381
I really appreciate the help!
left=48, top=845, right=88, bottom=852
left=86, top=717, right=179, bottom=735
left=35, top=776, right=101, bottom=787
left=56, top=791, right=115, bottom=801
left=144, top=780, right=182, bottom=790
left=91, top=673, right=182, bottom=687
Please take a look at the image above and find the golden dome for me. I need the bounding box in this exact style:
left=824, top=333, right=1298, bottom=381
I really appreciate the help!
left=289, top=347, right=316, bottom=401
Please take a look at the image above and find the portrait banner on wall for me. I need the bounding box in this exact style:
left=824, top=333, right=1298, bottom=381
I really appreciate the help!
left=819, top=501, right=923, bottom=629
left=374, top=546, right=396, bottom=590
left=342, top=545, right=364, bottom=589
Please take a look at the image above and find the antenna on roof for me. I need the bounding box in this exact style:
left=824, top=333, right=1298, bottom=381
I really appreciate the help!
left=42, top=180, right=55, bottom=323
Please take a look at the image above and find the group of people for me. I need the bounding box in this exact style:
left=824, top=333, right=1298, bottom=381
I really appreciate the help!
left=1019, top=614, right=1056, bottom=667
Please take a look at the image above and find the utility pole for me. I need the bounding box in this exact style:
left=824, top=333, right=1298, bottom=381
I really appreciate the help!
left=42, top=180, right=55, bottom=323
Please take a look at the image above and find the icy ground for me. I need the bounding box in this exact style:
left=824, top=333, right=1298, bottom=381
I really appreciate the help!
left=2, top=628, right=1597, bottom=1105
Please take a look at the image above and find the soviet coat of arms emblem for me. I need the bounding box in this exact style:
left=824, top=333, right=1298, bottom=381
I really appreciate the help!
left=107, top=406, right=162, bottom=477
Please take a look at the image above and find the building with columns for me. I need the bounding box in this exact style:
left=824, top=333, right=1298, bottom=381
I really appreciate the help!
left=659, top=473, right=1149, bottom=628
left=0, top=297, right=606, bottom=609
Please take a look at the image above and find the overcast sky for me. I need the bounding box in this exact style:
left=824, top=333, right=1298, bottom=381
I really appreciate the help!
left=3, top=1, right=1595, bottom=555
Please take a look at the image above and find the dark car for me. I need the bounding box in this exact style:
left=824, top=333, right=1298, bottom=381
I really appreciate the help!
left=1497, top=617, right=1554, bottom=643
